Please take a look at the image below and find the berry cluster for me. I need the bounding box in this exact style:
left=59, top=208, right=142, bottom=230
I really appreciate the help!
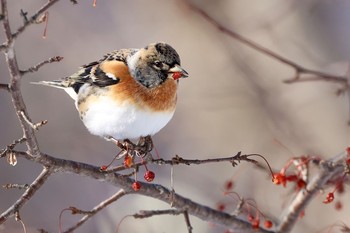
left=216, top=179, right=274, bottom=231
left=100, top=152, right=156, bottom=192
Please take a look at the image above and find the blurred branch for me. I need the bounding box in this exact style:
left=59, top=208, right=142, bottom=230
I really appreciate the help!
left=62, top=190, right=127, bottom=233
left=278, top=151, right=348, bottom=233
left=0, top=168, right=52, bottom=223
left=186, top=2, right=349, bottom=86
left=20, top=56, right=63, bottom=75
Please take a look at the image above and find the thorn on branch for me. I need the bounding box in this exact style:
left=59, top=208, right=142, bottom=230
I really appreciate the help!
left=19, top=9, right=28, bottom=24
left=20, top=56, right=63, bottom=75
left=19, top=111, right=48, bottom=130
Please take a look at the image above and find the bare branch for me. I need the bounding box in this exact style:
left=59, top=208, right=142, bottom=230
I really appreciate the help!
left=1, top=0, right=12, bottom=41
left=62, top=190, right=127, bottom=233
left=133, top=209, right=185, bottom=219
left=20, top=56, right=63, bottom=75
left=1, top=8, right=41, bottom=156
left=11, top=0, right=62, bottom=40
left=0, top=168, right=52, bottom=223
left=153, top=152, right=258, bottom=166
left=186, top=2, right=349, bottom=86
left=5, top=150, right=274, bottom=233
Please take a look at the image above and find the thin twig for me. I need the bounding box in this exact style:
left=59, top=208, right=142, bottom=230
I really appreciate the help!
left=19, top=111, right=48, bottom=130
left=186, top=2, right=349, bottom=86
left=12, top=0, right=61, bottom=40
left=153, top=152, right=258, bottom=166
left=183, top=210, right=193, bottom=233
left=15, top=211, right=27, bottom=233
left=0, top=168, right=52, bottom=223
left=20, top=56, right=63, bottom=75
left=133, top=209, right=185, bottom=219
left=0, top=137, right=27, bottom=158
left=62, top=190, right=127, bottom=233
left=0, top=83, right=9, bottom=91
left=2, top=184, right=30, bottom=190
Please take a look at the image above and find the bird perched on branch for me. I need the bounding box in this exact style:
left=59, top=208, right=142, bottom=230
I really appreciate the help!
left=34, top=42, right=188, bottom=153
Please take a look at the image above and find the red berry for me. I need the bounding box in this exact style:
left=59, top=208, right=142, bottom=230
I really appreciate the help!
left=100, top=165, right=108, bottom=171
left=264, top=220, right=273, bottom=228
left=132, top=181, right=141, bottom=191
left=251, top=219, right=260, bottom=229
left=123, top=155, right=133, bottom=168
left=247, top=214, right=254, bottom=222
left=323, top=192, right=334, bottom=204
left=335, top=201, right=342, bottom=210
left=217, top=203, right=225, bottom=211
left=346, top=146, right=350, bottom=156
left=144, top=171, right=155, bottom=182
left=225, top=181, right=234, bottom=190
left=172, top=72, right=182, bottom=80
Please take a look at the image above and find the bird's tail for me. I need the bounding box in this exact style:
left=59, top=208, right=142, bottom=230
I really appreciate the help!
left=31, top=80, right=69, bottom=89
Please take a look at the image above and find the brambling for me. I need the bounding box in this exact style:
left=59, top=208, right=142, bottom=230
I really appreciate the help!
left=35, top=42, right=188, bottom=151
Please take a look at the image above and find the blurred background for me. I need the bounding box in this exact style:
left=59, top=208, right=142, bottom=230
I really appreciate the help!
left=1, top=0, right=350, bottom=232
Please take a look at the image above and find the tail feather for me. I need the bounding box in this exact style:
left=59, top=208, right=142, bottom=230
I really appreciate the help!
left=31, top=80, right=78, bottom=100
left=31, top=80, right=68, bottom=89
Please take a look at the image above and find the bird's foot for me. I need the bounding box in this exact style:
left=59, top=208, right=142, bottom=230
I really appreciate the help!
left=105, top=136, right=153, bottom=158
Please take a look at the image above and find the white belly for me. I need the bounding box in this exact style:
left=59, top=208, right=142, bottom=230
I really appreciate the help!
left=81, top=97, right=175, bottom=139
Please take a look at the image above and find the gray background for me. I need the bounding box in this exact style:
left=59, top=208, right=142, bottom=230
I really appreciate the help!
left=1, top=0, right=349, bottom=232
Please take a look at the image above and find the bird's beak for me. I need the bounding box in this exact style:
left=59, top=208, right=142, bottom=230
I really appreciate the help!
left=169, top=64, right=189, bottom=80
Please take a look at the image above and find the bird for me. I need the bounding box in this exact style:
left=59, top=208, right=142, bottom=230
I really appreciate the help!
left=34, top=42, right=188, bottom=153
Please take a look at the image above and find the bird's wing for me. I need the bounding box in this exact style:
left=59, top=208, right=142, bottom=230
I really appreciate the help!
left=34, top=48, right=139, bottom=93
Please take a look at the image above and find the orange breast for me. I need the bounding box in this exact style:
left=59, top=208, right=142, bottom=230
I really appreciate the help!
left=100, top=60, right=177, bottom=112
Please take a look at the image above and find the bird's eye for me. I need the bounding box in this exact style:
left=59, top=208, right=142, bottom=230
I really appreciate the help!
left=154, top=61, right=163, bottom=68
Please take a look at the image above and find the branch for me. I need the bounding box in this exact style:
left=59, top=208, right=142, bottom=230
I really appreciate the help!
left=186, top=2, right=349, bottom=86
left=153, top=152, right=258, bottom=166
left=0, top=168, right=52, bottom=223
left=6, top=151, right=274, bottom=233
left=61, top=190, right=127, bottom=233
left=1, top=0, right=40, bottom=156
left=20, top=56, right=63, bottom=75
left=11, top=0, right=61, bottom=40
